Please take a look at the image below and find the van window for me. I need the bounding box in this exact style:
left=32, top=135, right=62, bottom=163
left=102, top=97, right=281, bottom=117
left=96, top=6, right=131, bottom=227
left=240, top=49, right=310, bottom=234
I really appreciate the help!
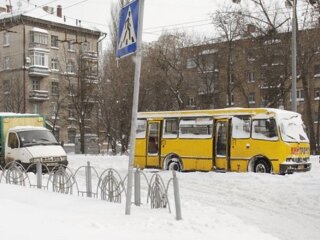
left=8, top=132, right=19, bottom=148
left=252, top=119, right=278, bottom=140
left=179, top=117, right=213, bottom=139
left=163, top=119, right=178, bottom=138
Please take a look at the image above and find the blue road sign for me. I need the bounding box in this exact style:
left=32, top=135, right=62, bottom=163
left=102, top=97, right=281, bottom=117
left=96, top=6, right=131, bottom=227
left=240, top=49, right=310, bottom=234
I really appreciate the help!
left=116, top=0, right=139, bottom=58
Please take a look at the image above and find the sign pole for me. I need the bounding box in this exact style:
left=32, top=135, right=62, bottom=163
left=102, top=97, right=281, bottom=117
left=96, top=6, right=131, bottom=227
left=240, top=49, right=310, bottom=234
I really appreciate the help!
left=125, top=0, right=145, bottom=215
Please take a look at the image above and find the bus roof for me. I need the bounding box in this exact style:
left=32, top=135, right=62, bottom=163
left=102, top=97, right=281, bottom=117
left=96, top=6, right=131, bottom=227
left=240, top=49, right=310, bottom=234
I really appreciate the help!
left=0, top=112, right=40, bottom=117
left=137, top=108, right=300, bottom=120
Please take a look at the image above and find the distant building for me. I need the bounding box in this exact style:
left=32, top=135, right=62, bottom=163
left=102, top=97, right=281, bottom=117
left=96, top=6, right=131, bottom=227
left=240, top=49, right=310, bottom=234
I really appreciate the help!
left=183, top=26, right=320, bottom=143
left=0, top=5, right=103, bottom=144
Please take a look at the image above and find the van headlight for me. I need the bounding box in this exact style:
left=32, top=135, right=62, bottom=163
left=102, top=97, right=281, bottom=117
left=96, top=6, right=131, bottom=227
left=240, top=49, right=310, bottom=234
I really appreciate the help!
left=60, top=156, right=67, bottom=161
left=30, top=157, right=41, bottom=163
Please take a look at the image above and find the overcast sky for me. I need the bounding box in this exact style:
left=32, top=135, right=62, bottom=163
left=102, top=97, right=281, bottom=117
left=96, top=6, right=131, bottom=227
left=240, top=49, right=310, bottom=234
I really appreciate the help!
left=1, top=0, right=310, bottom=44
left=0, top=0, right=222, bottom=42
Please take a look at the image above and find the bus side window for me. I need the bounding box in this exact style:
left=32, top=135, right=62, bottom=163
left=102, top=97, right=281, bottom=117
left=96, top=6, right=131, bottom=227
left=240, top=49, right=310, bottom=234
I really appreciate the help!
left=232, top=116, right=251, bottom=139
left=252, top=119, right=278, bottom=140
left=163, top=119, right=178, bottom=138
left=136, top=119, right=147, bottom=138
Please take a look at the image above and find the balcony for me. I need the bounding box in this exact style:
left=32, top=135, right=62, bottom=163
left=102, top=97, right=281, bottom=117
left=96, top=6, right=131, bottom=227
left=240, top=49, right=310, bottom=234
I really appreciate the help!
left=29, top=90, right=49, bottom=102
left=81, top=51, right=98, bottom=60
left=29, top=66, right=50, bottom=77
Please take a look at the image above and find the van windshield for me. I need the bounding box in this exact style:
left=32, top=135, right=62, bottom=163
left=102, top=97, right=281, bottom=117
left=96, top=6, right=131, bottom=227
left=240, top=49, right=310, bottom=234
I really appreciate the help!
left=18, top=130, right=59, bottom=147
left=280, top=116, right=309, bottom=142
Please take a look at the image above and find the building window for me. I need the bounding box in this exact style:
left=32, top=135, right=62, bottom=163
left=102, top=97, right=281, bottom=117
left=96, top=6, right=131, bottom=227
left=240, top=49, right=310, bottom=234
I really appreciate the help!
left=30, top=51, right=48, bottom=67
left=66, top=60, right=75, bottom=73
left=186, top=58, right=197, bottom=69
left=51, top=35, right=59, bottom=48
left=68, top=129, right=76, bottom=143
left=3, top=32, right=10, bottom=46
left=82, top=41, right=90, bottom=52
left=4, top=56, right=10, bottom=69
left=68, top=41, right=75, bottom=51
left=32, top=79, right=40, bottom=90
left=51, top=58, right=59, bottom=70
left=297, top=89, right=304, bottom=101
left=187, top=96, right=195, bottom=107
left=249, top=92, right=255, bottom=104
left=230, top=74, right=235, bottom=84
left=247, top=51, right=255, bottom=61
left=33, top=103, right=40, bottom=114
left=51, top=82, right=59, bottom=95
left=314, top=64, right=320, bottom=77
left=30, top=31, right=48, bottom=45
left=248, top=72, right=255, bottom=82
left=315, top=88, right=320, bottom=100
left=3, top=80, right=9, bottom=94
left=52, top=102, right=58, bottom=117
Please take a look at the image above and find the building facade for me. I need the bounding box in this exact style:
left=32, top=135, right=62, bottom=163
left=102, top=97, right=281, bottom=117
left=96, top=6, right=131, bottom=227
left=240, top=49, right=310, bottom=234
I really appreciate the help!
left=183, top=27, right=320, bottom=151
left=0, top=5, right=102, bottom=144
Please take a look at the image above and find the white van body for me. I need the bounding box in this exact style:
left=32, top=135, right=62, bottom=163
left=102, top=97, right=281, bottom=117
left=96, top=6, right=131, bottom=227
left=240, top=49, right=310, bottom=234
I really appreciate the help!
left=4, top=126, right=68, bottom=169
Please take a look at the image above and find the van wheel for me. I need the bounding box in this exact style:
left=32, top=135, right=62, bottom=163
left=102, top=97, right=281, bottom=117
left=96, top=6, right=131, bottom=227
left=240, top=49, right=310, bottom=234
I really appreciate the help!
left=254, top=159, right=270, bottom=173
left=168, top=158, right=182, bottom=172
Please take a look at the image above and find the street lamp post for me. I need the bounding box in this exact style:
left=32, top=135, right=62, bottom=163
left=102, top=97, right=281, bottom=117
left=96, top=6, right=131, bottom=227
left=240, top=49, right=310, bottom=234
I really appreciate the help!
left=291, top=0, right=297, bottom=112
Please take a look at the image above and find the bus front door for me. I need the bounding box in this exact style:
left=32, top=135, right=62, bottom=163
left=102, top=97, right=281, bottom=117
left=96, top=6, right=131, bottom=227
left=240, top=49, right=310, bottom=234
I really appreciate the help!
left=146, top=121, right=161, bottom=168
left=214, top=119, right=230, bottom=171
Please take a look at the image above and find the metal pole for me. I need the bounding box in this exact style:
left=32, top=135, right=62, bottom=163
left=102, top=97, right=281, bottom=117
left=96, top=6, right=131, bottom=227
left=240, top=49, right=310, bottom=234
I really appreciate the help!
left=172, top=171, right=182, bottom=220
left=85, top=161, right=92, bottom=197
left=36, top=161, right=42, bottom=189
left=125, top=0, right=145, bottom=215
left=134, top=168, right=141, bottom=206
left=291, top=0, right=297, bottom=112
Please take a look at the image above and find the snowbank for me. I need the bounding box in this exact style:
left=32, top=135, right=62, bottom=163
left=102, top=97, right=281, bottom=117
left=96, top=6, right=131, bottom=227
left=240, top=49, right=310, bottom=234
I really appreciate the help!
left=0, top=155, right=319, bottom=240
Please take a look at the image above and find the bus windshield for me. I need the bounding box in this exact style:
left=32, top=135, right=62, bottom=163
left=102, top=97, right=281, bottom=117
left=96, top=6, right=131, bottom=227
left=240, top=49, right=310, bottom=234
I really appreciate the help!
left=280, top=116, right=309, bottom=142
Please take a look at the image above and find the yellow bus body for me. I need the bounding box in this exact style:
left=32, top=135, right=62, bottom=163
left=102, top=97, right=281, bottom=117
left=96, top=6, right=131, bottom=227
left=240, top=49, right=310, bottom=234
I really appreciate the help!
left=134, top=108, right=311, bottom=174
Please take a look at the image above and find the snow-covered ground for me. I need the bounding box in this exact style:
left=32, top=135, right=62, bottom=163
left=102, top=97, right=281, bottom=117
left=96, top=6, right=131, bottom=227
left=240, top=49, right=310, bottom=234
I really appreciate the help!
left=0, top=155, right=319, bottom=240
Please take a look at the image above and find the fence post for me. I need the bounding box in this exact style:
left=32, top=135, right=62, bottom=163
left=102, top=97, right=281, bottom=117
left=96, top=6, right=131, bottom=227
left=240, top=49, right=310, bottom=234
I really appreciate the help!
left=13, top=161, right=18, bottom=185
left=36, top=161, right=42, bottom=189
left=172, top=170, right=182, bottom=220
left=134, top=168, right=141, bottom=206
left=85, top=161, right=92, bottom=197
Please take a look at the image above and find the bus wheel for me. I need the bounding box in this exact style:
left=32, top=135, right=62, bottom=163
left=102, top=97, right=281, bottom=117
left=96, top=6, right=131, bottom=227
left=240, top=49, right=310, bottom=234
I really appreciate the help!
left=168, top=159, right=182, bottom=172
left=254, top=159, right=270, bottom=173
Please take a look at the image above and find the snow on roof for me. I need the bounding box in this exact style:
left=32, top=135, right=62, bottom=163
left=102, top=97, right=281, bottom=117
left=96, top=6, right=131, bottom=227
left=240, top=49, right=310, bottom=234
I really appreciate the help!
left=138, top=108, right=300, bottom=119
left=31, top=27, right=48, bottom=34
left=0, top=6, right=101, bottom=33
left=0, top=112, right=39, bottom=117
left=9, top=126, right=47, bottom=131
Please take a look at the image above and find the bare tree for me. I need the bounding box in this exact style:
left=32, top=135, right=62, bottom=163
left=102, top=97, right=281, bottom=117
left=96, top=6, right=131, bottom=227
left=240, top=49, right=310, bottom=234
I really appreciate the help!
left=1, top=73, right=24, bottom=112
left=147, top=32, right=192, bottom=110
left=98, top=0, right=134, bottom=154
left=211, top=6, right=246, bottom=107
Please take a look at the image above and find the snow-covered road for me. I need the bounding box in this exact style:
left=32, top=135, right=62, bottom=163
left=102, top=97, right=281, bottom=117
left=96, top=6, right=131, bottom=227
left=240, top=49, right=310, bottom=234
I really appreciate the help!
left=0, top=155, right=319, bottom=240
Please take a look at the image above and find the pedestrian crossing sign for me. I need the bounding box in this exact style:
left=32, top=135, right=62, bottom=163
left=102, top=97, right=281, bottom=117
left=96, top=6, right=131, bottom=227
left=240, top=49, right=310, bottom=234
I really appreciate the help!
left=116, top=0, right=139, bottom=59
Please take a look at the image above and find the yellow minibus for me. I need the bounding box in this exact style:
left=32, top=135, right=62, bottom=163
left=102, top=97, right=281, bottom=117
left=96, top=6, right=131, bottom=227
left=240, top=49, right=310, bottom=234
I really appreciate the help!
left=134, top=108, right=311, bottom=174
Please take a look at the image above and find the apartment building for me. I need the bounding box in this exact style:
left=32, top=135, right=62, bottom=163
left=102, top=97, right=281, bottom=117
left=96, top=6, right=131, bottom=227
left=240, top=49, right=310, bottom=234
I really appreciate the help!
left=0, top=5, right=102, bottom=143
left=183, top=26, right=320, bottom=150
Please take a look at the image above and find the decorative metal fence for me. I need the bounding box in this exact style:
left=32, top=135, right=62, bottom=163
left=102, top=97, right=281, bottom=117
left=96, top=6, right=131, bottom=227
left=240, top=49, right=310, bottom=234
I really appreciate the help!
left=0, top=160, right=182, bottom=220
